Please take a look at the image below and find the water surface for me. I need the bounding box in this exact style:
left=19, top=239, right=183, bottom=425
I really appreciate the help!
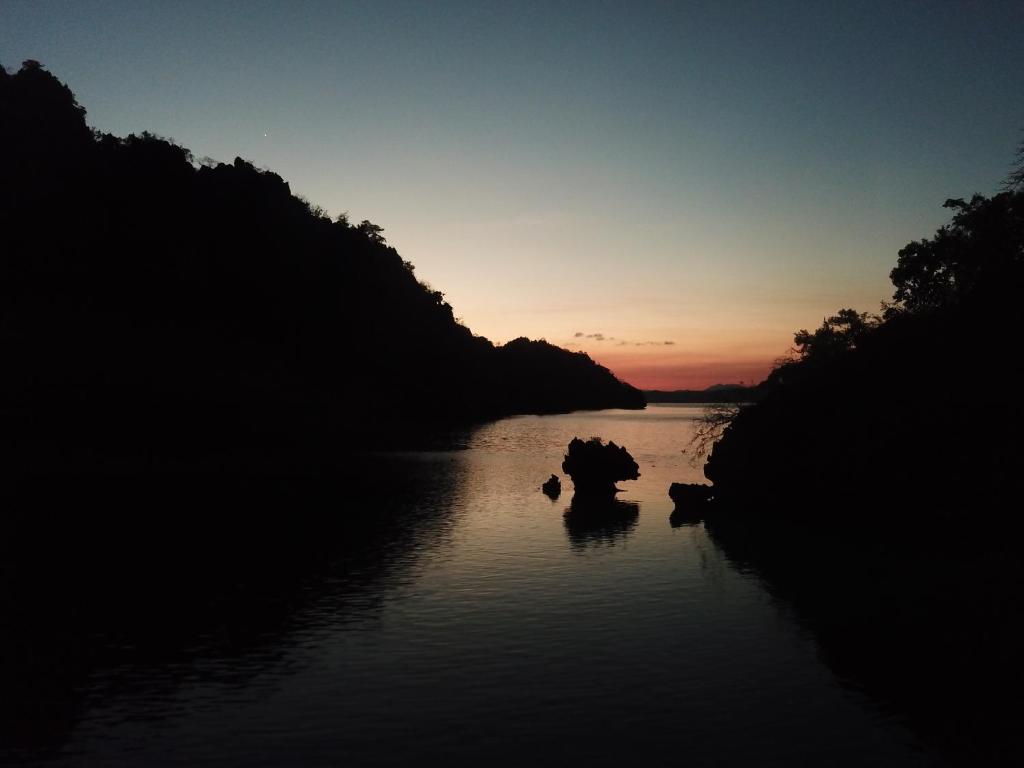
left=3, top=405, right=933, bottom=766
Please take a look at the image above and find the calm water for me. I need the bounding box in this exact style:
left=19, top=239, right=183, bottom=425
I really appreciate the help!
left=5, top=405, right=934, bottom=766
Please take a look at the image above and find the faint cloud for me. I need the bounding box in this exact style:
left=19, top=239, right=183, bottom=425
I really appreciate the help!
left=573, top=333, right=670, bottom=347
left=629, top=339, right=678, bottom=347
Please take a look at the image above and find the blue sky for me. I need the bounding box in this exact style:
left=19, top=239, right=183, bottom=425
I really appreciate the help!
left=3, top=1, right=1022, bottom=386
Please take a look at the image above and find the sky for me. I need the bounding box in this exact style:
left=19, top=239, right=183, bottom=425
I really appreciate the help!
left=3, top=1, right=1022, bottom=388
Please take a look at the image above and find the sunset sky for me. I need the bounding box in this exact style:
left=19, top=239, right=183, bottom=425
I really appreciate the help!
left=3, top=1, right=1022, bottom=388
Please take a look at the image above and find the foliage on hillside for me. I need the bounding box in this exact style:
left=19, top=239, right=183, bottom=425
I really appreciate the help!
left=0, top=61, right=643, bottom=472
left=704, top=185, right=1024, bottom=516
left=701, top=180, right=1024, bottom=763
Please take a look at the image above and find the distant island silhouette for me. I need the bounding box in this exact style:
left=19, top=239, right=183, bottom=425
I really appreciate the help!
left=645, top=384, right=755, bottom=404
left=0, top=61, right=644, bottom=475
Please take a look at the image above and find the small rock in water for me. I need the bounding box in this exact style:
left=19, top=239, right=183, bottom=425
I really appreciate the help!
left=669, top=482, right=714, bottom=506
left=668, top=482, right=714, bottom=527
left=561, top=437, right=640, bottom=497
left=541, top=474, right=561, bottom=498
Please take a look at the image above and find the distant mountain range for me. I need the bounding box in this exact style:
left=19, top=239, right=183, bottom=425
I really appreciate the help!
left=645, top=384, right=756, bottom=403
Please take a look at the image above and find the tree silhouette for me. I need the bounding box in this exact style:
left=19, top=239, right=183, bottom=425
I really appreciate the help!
left=793, top=308, right=879, bottom=361
left=356, top=220, right=386, bottom=243
left=705, top=183, right=1024, bottom=515
left=1005, top=133, right=1024, bottom=191
left=889, top=193, right=1024, bottom=315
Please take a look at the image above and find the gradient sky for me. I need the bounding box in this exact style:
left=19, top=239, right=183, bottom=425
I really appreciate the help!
left=3, top=1, right=1022, bottom=388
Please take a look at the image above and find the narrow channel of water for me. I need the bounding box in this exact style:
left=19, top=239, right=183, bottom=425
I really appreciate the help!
left=1, top=405, right=932, bottom=766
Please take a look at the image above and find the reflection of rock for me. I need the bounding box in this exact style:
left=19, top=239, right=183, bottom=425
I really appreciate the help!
left=668, top=483, right=714, bottom=527
left=563, top=495, right=639, bottom=550
left=669, top=482, right=714, bottom=506
left=703, top=513, right=1024, bottom=763
left=561, top=437, right=640, bottom=497
left=541, top=474, right=561, bottom=498
left=669, top=507, right=703, bottom=528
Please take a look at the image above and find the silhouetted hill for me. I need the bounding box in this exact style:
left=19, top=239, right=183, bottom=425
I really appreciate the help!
left=645, top=384, right=756, bottom=403
left=704, top=191, right=1024, bottom=517
left=495, top=338, right=644, bottom=414
left=698, top=189, right=1024, bottom=761
left=0, top=61, right=643, bottom=474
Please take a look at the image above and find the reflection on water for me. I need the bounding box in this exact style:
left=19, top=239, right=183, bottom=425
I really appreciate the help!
left=669, top=505, right=705, bottom=528
left=0, top=406, right=936, bottom=766
left=0, top=456, right=473, bottom=761
left=563, top=496, right=639, bottom=550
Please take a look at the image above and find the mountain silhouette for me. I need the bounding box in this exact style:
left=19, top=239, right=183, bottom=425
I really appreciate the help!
left=0, top=61, right=644, bottom=474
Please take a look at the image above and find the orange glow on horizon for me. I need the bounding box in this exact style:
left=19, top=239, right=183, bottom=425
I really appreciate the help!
left=606, top=359, right=774, bottom=391
left=583, top=348, right=777, bottom=391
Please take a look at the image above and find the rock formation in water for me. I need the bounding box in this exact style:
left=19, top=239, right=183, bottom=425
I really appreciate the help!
left=541, top=474, right=561, bottom=498
left=668, top=482, right=714, bottom=526
left=561, top=437, right=640, bottom=497
left=668, top=482, right=713, bottom=507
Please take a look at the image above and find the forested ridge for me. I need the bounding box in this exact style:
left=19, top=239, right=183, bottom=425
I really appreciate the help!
left=697, top=152, right=1024, bottom=763
left=0, top=61, right=643, bottom=474
left=705, top=187, right=1024, bottom=517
